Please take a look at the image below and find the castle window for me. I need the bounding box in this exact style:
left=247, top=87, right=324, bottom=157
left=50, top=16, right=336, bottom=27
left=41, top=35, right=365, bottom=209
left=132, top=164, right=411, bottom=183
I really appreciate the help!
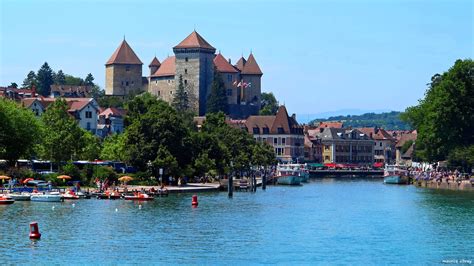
left=131, top=81, right=134, bottom=85
left=126, top=81, right=129, bottom=86
left=170, top=91, right=173, bottom=95
left=158, top=91, right=160, bottom=96
left=185, top=57, right=188, bottom=62
left=226, top=89, right=232, bottom=96
left=167, top=80, right=170, bottom=84
left=125, top=65, right=130, bottom=72
left=155, top=81, right=158, bottom=84
left=227, top=75, right=232, bottom=81
left=184, top=80, right=187, bottom=85
left=185, top=69, right=188, bottom=74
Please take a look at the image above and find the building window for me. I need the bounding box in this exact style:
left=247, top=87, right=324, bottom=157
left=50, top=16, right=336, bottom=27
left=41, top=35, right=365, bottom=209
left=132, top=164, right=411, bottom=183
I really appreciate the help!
left=227, top=89, right=232, bottom=96
left=185, top=57, right=188, bottom=62
left=126, top=81, right=129, bottom=86
left=227, top=75, right=232, bottom=81
left=155, top=80, right=158, bottom=84
left=277, top=127, right=284, bottom=134
left=125, top=65, right=130, bottom=72
left=184, top=80, right=187, bottom=85
left=86, top=122, right=91, bottom=130
left=325, top=145, right=330, bottom=151
left=263, top=127, right=269, bottom=134
left=85, top=111, right=92, bottom=119
left=170, top=91, right=173, bottom=95
left=158, top=91, right=161, bottom=96
left=185, top=69, right=188, bottom=74
left=253, top=127, right=260, bottom=134
left=379, top=142, right=382, bottom=147
left=282, top=138, right=286, bottom=145
left=131, top=81, right=134, bottom=85
left=274, top=138, right=277, bottom=144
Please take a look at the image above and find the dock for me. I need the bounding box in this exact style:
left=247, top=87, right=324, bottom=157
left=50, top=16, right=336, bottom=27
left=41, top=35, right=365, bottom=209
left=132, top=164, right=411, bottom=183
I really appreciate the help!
left=309, top=169, right=384, bottom=177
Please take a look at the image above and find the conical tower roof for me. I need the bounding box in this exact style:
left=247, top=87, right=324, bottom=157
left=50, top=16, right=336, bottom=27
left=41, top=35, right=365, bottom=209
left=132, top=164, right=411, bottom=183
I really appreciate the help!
left=173, top=31, right=215, bottom=51
left=149, top=56, right=161, bottom=67
left=235, top=57, right=246, bottom=71
left=214, top=53, right=238, bottom=73
left=241, top=53, right=262, bottom=75
left=106, top=40, right=143, bottom=65
left=271, top=106, right=291, bottom=134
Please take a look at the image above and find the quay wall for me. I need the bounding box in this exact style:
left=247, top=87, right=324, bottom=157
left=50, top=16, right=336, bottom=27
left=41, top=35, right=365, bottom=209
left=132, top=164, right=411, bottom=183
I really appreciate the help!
left=414, top=180, right=474, bottom=192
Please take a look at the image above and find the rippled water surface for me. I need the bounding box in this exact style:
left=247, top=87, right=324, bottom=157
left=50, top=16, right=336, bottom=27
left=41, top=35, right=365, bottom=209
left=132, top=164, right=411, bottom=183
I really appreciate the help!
left=1, top=178, right=473, bottom=264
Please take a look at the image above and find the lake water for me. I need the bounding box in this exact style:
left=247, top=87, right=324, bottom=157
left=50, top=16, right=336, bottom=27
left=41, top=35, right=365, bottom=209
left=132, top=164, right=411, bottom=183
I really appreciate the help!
left=1, top=178, right=473, bottom=265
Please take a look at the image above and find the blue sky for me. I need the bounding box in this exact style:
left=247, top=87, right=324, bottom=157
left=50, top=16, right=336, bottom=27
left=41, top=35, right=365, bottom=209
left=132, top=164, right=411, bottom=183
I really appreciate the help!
left=1, top=0, right=472, bottom=117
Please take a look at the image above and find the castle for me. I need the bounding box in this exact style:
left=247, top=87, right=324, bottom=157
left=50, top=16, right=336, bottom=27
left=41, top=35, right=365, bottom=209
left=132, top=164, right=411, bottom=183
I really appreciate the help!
left=105, top=31, right=263, bottom=117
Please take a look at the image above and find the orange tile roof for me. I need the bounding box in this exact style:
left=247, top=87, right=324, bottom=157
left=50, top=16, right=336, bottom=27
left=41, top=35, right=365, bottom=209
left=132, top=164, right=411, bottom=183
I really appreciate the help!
left=173, top=31, right=215, bottom=50
left=241, top=53, right=263, bottom=75
left=106, top=40, right=143, bottom=65
left=245, top=106, right=302, bottom=134
left=235, top=57, right=246, bottom=71
left=148, top=57, right=161, bottom=67
left=214, top=53, right=238, bottom=73
left=318, top=121, right=343, bottom=129
left=151, top=56, right=175, bottom=77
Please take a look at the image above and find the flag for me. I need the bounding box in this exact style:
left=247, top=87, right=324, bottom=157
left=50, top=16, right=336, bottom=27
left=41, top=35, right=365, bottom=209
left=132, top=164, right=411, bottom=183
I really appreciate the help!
left=237, top=81, right=242, bottom=87
left=247, top=82, right=252, bottom=88
left=243, top=82, right=248, bottom=88
left=233, top=80, right=237, bottom=86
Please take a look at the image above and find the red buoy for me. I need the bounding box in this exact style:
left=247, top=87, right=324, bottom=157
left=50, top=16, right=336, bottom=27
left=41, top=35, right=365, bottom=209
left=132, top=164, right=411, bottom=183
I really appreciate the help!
left=192, top=195, right=198, bottom=207
left=29, top=222, right=41, bottom=239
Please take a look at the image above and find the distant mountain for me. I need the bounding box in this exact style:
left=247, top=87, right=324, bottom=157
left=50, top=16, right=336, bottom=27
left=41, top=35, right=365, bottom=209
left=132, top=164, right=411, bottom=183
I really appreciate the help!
left=297, top=108, right=392, bottom=124
left=307, top=111, right=412, bottom=130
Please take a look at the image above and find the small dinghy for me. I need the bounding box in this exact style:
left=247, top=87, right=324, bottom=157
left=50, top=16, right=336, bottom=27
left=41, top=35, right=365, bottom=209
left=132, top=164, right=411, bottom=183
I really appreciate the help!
left=0, top=195, right=15, bottom=205
left=124, top=193, right=154, bottom=201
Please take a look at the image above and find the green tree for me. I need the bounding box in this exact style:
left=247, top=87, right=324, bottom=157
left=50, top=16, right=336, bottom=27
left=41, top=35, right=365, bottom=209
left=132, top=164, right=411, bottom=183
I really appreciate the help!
left=22, top=71, right=37, bottom=88
left=9, top=82, right=18, bottom=88
left=172, top=75, right=190, bottom=112
left=84, top=73, right=95, bottom=86
left=91, top=85, right=104, bottom=99
left=447, top=145, right=474, bottom=172
left=78, top=131, right=101, bottom=160
left=100, top=134, right=127, bottom=161
left=64, top=74, right=84, bottom=86
left=38, top=99, right=84, bottom=168
left=54, top=70, right=66, bottom=85
left=124, top=93, right=192, bottom=176
left=36, top=62, right=54, bottom=96
left=0, top=99, right=42, bottom=166
left=206, top=67, right=228, bottom=114
left=260, top=92, right=279, bottom=115
left=401, top=59, right=474, bottom=163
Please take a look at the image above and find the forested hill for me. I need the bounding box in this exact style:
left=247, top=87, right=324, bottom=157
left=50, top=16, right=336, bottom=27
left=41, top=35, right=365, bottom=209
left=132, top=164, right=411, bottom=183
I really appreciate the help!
left=309, top=111, right=412, bottom=130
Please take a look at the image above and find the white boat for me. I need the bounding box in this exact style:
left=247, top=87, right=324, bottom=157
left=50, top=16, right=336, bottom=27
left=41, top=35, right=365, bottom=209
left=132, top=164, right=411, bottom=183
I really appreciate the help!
left=30, top=192, right=63, bottom=202
left=7, top=192, right=31, bottom=201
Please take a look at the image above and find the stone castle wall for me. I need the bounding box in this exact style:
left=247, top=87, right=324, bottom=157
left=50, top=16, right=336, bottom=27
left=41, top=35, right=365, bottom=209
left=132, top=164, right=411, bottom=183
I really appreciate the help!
left=105, top=64, right=143, bottom=96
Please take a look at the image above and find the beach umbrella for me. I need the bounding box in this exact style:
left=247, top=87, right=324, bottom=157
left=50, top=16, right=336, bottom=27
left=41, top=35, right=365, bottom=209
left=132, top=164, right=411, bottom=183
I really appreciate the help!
left=118, top=176, right=133, bottom=183
left=0, top=176, right=11, bottom=180
left=57, top=175, right=72, bottom=180
left=23, top=178, right=34, bottom=184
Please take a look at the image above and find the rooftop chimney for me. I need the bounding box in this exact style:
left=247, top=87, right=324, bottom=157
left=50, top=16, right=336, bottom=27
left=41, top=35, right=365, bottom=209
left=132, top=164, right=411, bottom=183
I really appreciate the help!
left=228, top=58, right=232, bottom=64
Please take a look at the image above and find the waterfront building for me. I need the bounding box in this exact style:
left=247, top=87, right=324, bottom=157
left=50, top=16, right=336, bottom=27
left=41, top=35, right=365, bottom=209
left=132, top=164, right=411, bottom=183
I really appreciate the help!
left=358, top=127, right=395, bottom=165
left=21, top=97, right=99, bottom=134
left=395, top=132, right=417, bottom=165
left=244, top=106, right=304, bottom=163
left=105, top=31, right=262, bottom=117
left=304, top=134, right=323, bottom=163
left=309, top=127, right=374, bottom=165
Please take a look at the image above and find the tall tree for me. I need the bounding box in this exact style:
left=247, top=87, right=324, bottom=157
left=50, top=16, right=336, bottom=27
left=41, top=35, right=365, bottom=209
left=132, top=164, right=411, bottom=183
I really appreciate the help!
left=206, top=67, right=228, bottom=114
left=9, top=82, right=18, bottom=88
left=260, top=92, right=279, bottom=115
left=55, top=70, right=66, bottom=85
left=64, top=74, right=84, bottom=86
left=36, top=62, right=54, bottom=96
left=0, top=99, right=42, bottom=166
left=100, top=133, right=127, bottom=161
left=401, top=59, right=474, bottom=163
left=84, top=73, right=95, bottom=86
left=38, top=99, right=84, bottom=167
left=22, top=71, right=37, bottom=88
left=172, top=75, right=190, bottom=112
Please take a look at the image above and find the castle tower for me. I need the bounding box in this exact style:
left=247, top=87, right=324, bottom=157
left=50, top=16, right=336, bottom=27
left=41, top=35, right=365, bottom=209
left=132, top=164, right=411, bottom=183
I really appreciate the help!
left=173, top=31, right=216, bottom=115
left=148, top=56, right=161, bottom=76
left=105, top=39, right=143, bottom=96
left=213, top=52, right=239, bottom=106
left=240, top=53, right=263, bottom=110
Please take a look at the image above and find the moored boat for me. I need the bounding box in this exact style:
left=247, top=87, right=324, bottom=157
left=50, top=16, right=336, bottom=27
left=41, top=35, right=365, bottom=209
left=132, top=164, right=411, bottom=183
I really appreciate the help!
left=62, top=190, right=80, bottom=200
left=124, top=193, right=154, bottom=201
left=384, top=165, right=409, bottom=184
left=274, top=164, right=302, bottom=185
left=7, top=192, right=31, bottom=201
left=31, top=192, right=63, bottom=202
left=97, top=191, right=122, bottom=200
left=0, top=195, right=15, bottom=205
